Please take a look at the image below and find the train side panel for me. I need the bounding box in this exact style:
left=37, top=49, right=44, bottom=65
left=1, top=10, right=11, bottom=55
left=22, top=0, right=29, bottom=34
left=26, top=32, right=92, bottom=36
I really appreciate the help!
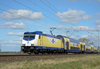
left=37, top=35, right=63, bottom=49
left=81, top=43, right=86, bottom=51
left=64, top=37, right=81, bottom=53
left=90, top=45, right=94, bottom=52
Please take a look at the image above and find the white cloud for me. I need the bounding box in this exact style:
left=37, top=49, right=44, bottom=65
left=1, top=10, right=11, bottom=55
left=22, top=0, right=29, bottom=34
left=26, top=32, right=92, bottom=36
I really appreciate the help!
left=68, top=35, right=76, bottom=38
left=14, top=37, right=23, bottom=41
left=95, top=20, right=100, bottom=30
left=81, top=35, right=98, bottom=40
left=0, top=10, right=44, bottom=21
left=95, top=20, right=100, bottom=25
left=0, top=38, right=2, bottom=41
left=73, top=26, right=95, bottom=31
left=7, top=32, right=24, bottom=36
left=56, top=9, right=93, bottom=24
left=0, top=22, right=28, bottom=30
left=0, top=41, right=21, bottom=47
left=1, top=40, right=21, bottom=44
left=57, top=25, right=70, bottom=30
left=96, top=12, right=100, bottom=19
left=81, top=35, right=89, bottom=38
left=80, top=35, right=98, bottom=45
left=0, top=38, right=22, bottom=47
left=1, top=44, right=19, bottom=47
left=96, top=12, right=100, bottom=16
left=97, top=0, right=100, bottom=2
left=56, top=25, right=95, bottom=31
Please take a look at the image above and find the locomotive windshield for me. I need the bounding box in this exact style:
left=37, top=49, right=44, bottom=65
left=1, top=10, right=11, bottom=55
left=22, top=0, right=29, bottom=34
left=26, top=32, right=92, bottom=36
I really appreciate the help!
left=23, top=33, right=35, bottom=39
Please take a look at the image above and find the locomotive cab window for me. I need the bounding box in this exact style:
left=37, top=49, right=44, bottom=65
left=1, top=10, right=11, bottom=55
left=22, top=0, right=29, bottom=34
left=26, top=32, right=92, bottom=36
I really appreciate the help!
left=23, top=33, right=36, bottom=39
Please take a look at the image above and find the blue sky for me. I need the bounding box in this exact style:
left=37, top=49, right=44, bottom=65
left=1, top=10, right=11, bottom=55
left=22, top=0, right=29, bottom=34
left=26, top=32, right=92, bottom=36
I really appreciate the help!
left=0, top=0, right=100, bottom=52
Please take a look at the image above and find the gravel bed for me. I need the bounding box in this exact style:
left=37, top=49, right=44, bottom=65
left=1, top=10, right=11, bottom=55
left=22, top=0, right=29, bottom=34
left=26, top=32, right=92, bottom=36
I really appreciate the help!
left=0, top=54, right=99, bottom=63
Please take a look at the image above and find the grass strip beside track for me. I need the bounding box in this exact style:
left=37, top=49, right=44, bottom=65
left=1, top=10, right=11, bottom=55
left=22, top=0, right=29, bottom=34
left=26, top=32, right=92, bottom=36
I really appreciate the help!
left=0, top=55, right=100, bottom=69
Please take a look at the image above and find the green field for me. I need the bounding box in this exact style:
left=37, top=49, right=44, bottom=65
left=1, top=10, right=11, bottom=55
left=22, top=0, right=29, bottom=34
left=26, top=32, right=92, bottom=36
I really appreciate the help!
left=0, top=52, right=28, bottom=55
left=0, top=55, right=100, bottom=69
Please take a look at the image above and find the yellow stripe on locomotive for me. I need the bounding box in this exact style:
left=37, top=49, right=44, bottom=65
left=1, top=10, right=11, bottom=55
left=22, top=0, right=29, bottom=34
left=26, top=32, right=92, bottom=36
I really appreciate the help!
left=37, top=35, right=63, bottom=48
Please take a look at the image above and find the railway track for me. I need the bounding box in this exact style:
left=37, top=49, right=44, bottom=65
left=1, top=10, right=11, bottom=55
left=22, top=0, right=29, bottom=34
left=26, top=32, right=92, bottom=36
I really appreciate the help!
left=0, top=53, right=99, bottom=57
left=0, top=55, right=33, bottom=57
left=0, top=54, right=99, bottom=63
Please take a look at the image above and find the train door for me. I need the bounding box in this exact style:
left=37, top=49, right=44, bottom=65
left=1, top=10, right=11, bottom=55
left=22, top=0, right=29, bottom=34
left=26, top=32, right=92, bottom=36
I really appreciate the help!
left=82, top=45, right=85, bottom=51
left=84, top=45, right=85, bottom=51
left=81, top=44, right=82, bottom=51
left=40, top=35, right=43, bottom=46
left=81, top=44, right=84, bottom=54
left=66, top=41, right=69, bottom=51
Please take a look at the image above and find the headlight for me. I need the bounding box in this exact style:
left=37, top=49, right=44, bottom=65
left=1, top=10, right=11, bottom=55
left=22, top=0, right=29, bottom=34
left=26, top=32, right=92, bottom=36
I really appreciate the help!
left=21, top=47, right=24, bottom=49
left=31, top=44, right=34, bottom=46
left=30, top=47, right=34, bottom=49
left=22, top=44, right=25, bottom=46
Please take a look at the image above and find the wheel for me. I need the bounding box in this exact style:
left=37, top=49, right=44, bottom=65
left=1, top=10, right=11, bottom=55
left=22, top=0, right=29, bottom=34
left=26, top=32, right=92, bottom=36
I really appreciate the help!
left=78, top=53, right=81, bottom=54
left=28, top=52, right=31, bottom=55
left=82, top=51, right=84, bottom=54
left=65, top=52, right=68, bottom=54
left=47, top=52, right=50, bottom=54
left=34, top=50, right=39, bottom=54
left=74, top=53, right=77, bottom=54
left=42, top=52, right=44, bottom=55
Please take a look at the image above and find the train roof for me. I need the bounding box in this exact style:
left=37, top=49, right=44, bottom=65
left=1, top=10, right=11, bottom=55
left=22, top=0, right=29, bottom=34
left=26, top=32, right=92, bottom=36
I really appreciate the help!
left=24, top=32, right=96, bottom=47
left=63, top=36, right=80, bottom=44
left=84, top=42, right=91, bottom=46
left=24, top=31, right=42, bottom=34
left=24, top=31, right=62, bottom=39
left=63, top=36, right=92, bottom=46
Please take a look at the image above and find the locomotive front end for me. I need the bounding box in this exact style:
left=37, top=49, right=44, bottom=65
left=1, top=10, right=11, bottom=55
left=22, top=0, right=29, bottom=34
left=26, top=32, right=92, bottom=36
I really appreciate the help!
left=21, top=32, right=38, bottom=54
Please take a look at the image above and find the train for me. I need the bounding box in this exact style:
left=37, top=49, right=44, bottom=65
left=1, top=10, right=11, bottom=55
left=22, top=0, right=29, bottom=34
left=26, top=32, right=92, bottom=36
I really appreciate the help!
left=21, top=31, right=100, bottom=55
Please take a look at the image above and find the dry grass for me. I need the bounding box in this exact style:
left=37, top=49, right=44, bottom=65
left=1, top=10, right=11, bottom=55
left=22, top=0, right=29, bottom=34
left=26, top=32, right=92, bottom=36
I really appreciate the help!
left=0, top=52, right=28, bottom=55
left=0, top=55, right=100, bottom=69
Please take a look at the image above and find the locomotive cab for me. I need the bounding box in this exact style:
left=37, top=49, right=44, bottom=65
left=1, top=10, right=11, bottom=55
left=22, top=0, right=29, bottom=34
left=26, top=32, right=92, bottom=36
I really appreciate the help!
left=21, top=31, right=41, bottom=53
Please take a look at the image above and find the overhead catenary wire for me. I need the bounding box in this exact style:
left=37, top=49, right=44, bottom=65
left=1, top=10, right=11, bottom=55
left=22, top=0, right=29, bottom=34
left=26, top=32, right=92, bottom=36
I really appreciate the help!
left=39, top=0, right=90, bottom=36
left=13, top=0, right=72, bottom=35
left=0, top=0, right=98, bottom=47
left=0, top=3, right=66, bottom=36
left=40, top=0, right=99, bottom=46
left=12, top=0, right=71, bottom=28
left=0, top=0, right=93, bottom=38
left=0, top=2, right=15, bottom=9
left=27, top=0, right=68, bottom=27
left=42, top=0, right=98, bottom=36
left=40, top=0, right=57, bottom=13
left=0, top=1, right=98, bottom=40
left=13, top=0, right=61, bottom=24
left=0, top=2, right=68, bottom=35
left=27, top=0, right=71, bottom=34
left=21, top=0, right=93, bottom=38
left=68, top=30, right=76, bottom=37
left=28, top=0, right=73, bottom=31
left=28, top=0, right=54, bottom=15
left=0, top=8, right=53, bottom=28
left=0, top=2, right=59, bottom=28
left=45, top=0, right=59, bottom=11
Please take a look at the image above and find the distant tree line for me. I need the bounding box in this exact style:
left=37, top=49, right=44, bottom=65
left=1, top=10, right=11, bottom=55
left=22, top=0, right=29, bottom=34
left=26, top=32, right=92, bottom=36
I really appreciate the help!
left=78, top=38, right=94, bottom=45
